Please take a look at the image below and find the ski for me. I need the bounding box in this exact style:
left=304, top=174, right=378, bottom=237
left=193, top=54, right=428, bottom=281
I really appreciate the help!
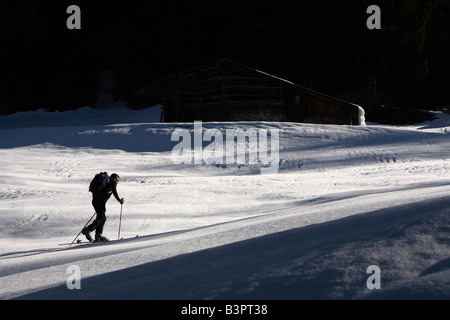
left=58, top=239, right=107, bottom=246
left=59, top=235, right=139, bottom=246
left=58, top=242, right=91, bottom=246
left=120, top=235, right=139, bottom=241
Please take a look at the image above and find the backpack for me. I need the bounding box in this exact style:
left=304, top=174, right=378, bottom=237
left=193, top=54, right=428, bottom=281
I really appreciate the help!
left=89, top=172, right=110, bottom=194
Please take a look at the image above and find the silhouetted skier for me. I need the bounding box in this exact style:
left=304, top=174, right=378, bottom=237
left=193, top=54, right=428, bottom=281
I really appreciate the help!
left=83, top=173, right=125, bottom=242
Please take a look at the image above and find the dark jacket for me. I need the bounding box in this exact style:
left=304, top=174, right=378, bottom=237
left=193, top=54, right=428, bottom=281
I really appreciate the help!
left=94, top=180, right=121, bottom=202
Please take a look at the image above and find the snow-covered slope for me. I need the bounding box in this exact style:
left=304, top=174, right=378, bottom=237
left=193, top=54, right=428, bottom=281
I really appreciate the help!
left=0, top=106, right=449, bottom=300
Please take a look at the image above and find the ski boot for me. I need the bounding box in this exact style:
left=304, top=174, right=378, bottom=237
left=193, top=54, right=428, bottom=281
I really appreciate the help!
left=81, top=227, right=94, bottom=242
left=94, top=234, right=109, bottom=243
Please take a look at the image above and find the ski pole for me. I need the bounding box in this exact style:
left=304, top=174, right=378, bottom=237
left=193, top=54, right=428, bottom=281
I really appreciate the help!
left=118, top=203, right=123, bottom=240
left=69, top=212, right=96, bottom=246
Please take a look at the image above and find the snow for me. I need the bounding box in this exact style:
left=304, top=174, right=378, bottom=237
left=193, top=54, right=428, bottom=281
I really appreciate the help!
left=0, top=105, right=450, bottom=300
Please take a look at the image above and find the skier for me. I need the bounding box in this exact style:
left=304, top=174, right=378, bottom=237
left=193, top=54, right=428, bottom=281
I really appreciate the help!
left=82, top=173, right=125, bottom=242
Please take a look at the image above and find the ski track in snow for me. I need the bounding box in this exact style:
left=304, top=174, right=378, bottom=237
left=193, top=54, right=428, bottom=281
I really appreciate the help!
left=0, top=107, right=450, bottom=299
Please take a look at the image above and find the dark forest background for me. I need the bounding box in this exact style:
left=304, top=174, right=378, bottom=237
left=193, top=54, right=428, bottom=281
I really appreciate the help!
left=0, top=0, right=449, bottom=123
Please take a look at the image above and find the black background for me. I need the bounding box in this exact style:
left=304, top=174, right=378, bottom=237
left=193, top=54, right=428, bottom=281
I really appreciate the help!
left=1, top=0, right=449, bottom=121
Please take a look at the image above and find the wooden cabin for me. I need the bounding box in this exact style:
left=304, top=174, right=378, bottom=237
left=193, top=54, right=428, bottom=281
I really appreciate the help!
left=132, top=59, right=365, bottom=125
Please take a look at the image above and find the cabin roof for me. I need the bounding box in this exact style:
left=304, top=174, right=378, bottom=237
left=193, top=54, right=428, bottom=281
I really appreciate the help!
left=140, top=58, right=360, bottom=110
